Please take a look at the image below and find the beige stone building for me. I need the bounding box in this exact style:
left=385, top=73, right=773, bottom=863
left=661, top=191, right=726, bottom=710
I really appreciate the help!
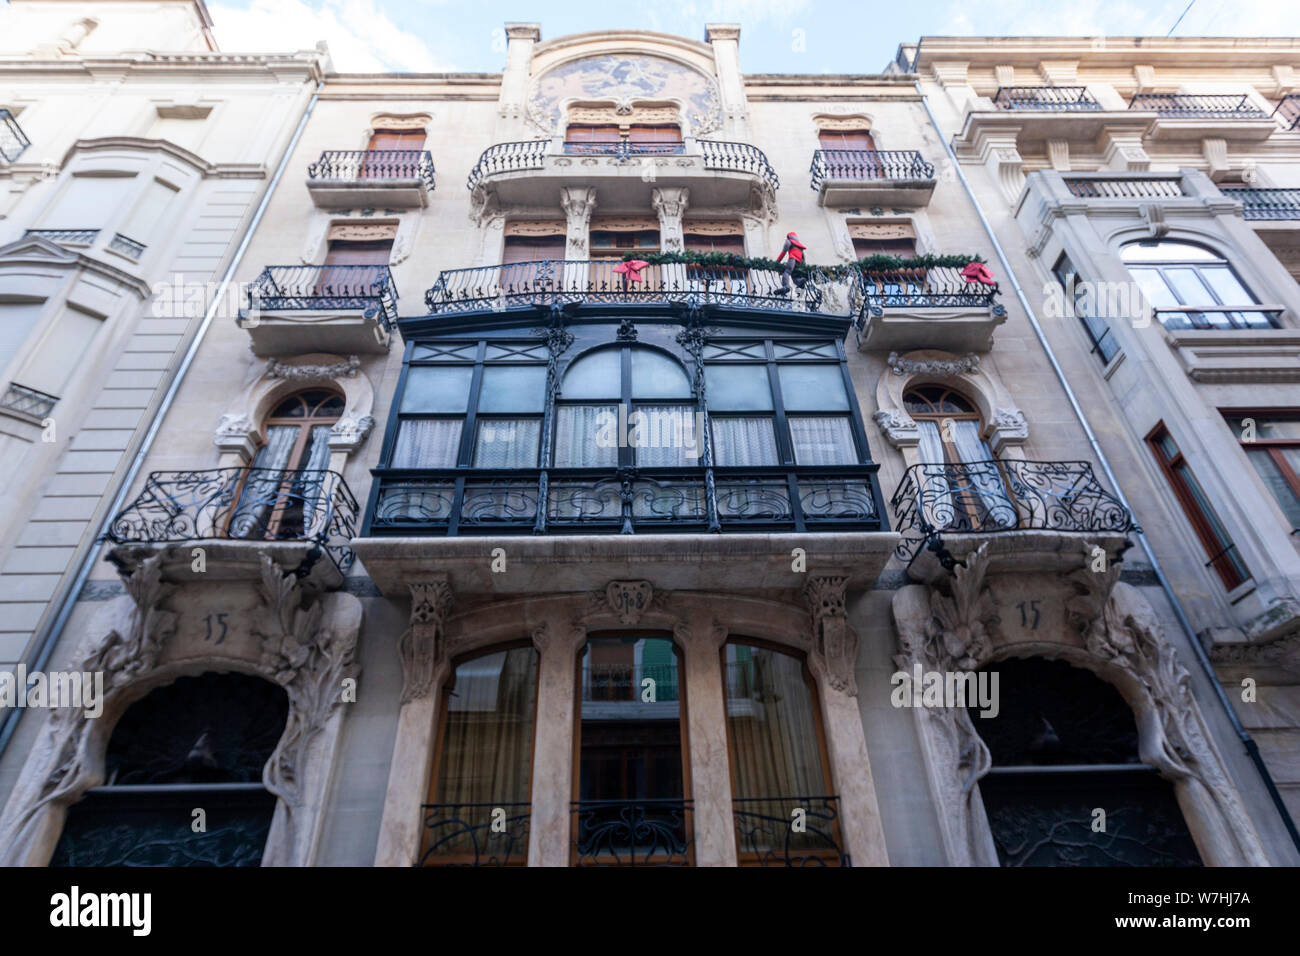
left=0, top=8, right=1298, bottom=867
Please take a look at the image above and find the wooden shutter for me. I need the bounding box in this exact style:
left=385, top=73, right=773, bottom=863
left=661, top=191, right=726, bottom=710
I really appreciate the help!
left=819, top=129, right=875, bottom=150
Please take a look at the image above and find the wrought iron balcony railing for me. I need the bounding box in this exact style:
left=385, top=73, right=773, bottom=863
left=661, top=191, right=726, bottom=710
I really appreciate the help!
left=24, top=228, right=100, bottom=245
left=245, top=264, right=398, bottom=331
left=108, top=233, right=146, bottom=260
left=105, top=467, right=360, bottom=574
left=1221, top=186, right=1300, bottom=220
left=366, top=465, right=883, bottom=537
left=1276, top=93, right=1300, bottom=130
left=890, top=459, right=1137, bottom=560
left=572, top=798, right=693, bottom=866
left=1063, top=176, right=1185, bottom=199
left=418, top=802, right=529, bottom=867
left=992, top=86, right=1102, bottom=111
left=1128, top=93, right=1267, bottom=119
left=307, top=149, right=435, bottom=191
left=0, top=108, right=29, bottom=163
left=423, top=258, right=859, bottom=317
left=466, top=139, right=779, bottom=193
left=809, top=149, right=935, bottom=190
left=732, top=796, right=849, bottom=867
left=856, top=265, right=1000, bottom=320
left=0, top=382, right=58, bottom=419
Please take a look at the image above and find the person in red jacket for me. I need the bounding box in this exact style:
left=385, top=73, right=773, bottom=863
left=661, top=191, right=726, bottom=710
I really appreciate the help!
left=775, top=232, right=807, bottom=295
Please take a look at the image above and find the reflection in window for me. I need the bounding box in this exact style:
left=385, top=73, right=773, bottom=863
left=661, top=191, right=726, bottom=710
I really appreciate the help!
left=1224, top=412, right=1300, bottom=530
left=725, top=642, right=845, bottom=865
left=1121, top=240, right=1274, bottom=330
left=973, top=658, right=1201, bottom=867
left=422, top=646, right=538, bottom=866
left=50, top=673, right=288, bottom=867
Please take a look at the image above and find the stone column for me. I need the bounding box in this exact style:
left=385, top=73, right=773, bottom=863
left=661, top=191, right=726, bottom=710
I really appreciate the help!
left=652, top=186, right=689, bottom=253
left=804, top=576, right=890, bottom=866
left=676, top=615, right=737, bottom=866
left=527, top=619, right=584, bottom=867
left=374, top=580, right=452, bottom=866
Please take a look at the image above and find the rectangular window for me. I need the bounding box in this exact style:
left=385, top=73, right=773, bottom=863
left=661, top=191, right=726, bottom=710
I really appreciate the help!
left=1148, top=423, right=1251, bottom=590
left=1223, top=412, right=1300, bottom=531
left=1053, top=252, right=1120, bottom=364
left=818, top=129, right=875, bottom=150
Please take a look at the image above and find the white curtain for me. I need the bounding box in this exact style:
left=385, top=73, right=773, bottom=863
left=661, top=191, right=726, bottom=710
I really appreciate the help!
left=392, top=419, right=462, bottom=468
left=711, top=416, right=778, bottom=466
left=950, top=419, right=1015, bottom=528
left=473, top=419, right=541, bottom=468
left=916, top=420, right=951, bottom=531
left=298, top=424, right=333, bottom=537
left=234, top=425, right=300, bottom=538
left=632, top=405, right=691, bottom=468
left=788, top=416, right=855, bottom=465
left=554, top=405, right=618, bottom=468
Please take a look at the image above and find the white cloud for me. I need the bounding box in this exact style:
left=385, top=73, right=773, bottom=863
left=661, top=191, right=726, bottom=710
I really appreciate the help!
left=937, top=0, right=1300, bottom=38
left=209, top=0, right=455, bottom=73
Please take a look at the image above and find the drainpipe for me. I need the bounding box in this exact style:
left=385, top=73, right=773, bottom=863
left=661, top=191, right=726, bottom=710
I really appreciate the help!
left=0, top=76, right=327, bottom=762
left=915, top=85, right=1300, bottom=856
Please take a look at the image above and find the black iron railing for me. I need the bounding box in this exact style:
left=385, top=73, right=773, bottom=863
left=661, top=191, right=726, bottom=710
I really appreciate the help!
left=732, top=796, right=849, bottom=867
left=1275, top=94, right=1300, bottom=130
left=308, top=149, right=435, bottom=192
left=245, top=264, right=398, bottom=331
left=423, top=258, right=860, bottom=317
left=0, top=108, right=29, bottom=163
left=810, top=149, right=935, bottom=190
left=108, top=233, right=146, bottom=260
left=466, top=139, right=779, bottom=193
left=993, top=86, right=1102, bottom=111
left=571, top=798, right=693, bottom=866
left=890, top=459, right=1137, bottom=560
left=366, top=465, right=882, bottom=537
left=24, top=228, right=99, bottom=245
left=856, top=265, right=999, bottom=319
left=700, top=140, right=780, bottom=191
left=0, top=382, right=58, bottom=418
left=1221, top=186, right=1300, bottom=220
left=105, top=467, right=360, bottom=573
left=1129, top=93, right=1267, bottom=118
left=1063, top=176, right=1185, bottom=198
left=418, top=802, right=530, bottom=866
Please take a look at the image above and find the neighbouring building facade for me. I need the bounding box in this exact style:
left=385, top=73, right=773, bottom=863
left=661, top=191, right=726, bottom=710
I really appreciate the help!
left=0, top=5, right=1298, bottom=867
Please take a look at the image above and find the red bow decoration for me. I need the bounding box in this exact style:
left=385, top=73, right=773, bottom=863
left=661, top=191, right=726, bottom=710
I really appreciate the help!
left=614, top=259, right=650, bottom=283
left=960, top=262, right=996, bottom=285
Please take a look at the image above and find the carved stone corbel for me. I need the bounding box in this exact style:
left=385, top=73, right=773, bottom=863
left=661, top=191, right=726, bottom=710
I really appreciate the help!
left=397, top=579, right=453, bottom=704
left=804, top=575, right=859, bottom=695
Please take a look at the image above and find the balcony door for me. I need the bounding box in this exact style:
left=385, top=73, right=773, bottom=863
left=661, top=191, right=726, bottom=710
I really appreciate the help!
left=315, top=237, right=393, bottom=299
left=818, top=128, right=879, bottom=179
left=574, top=635, right=691, bottom=865
left=502, top=226, right=566, bottom=292
left=362, top=128, right=426, bottom=179
left=684, top=223, right=747, bottom=295
left=231, top=389, right=343, bottom=541
left=905, top=385, right=1016, bottom=532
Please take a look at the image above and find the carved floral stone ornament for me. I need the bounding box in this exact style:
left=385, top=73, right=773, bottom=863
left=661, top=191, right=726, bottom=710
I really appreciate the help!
left=268, top=355, right=361, bottom=381
left=888, top=351, right=980, bottom=378
left=398, top=579, right=453, bottom=704
left=584, top=580, right=670, bottom=625
left=804, top=575, right=859, bottom=695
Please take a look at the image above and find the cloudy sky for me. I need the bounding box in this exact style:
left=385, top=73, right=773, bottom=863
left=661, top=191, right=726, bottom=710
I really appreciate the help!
left=206, top=0, right=1298, bottom=74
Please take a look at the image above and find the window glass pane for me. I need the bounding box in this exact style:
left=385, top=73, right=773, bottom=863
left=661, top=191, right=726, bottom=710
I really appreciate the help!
left=632, top=405, right=695, bottom=467
left=1163, top=267, right=1213, bottom=307
left=705, top=364, right=772, bottom=411
left=478, top=365, right=547, bottom=413
left=1245, top=448, right=1300, bottom=529
left=473, top=419, right=541, bottom=468
left=392, top=419, right=462, bottom=468
left=789, top=416, right=856, bottom=465
left=401, top=366, right=473, bottom=413
left=631, top=348, right=692, bottom=399
left=1121, top=241, right=1219, bottom=262
left=703, top=342, right=766, bottom=360
left=1199, top=265, right=1256, bottom=307
left=1173, top=460, right=1250, bottom=583
left=777, top=364, right=849, bottom=411
left=711, top=416, right=778, bottom=465
left=561, top=349, right=622, bottom=400
left=1129, top=267, right=1179, bottom=307
left=774, top=342, right=838, bottom=359
left=554, top=405, right=618, bottom=467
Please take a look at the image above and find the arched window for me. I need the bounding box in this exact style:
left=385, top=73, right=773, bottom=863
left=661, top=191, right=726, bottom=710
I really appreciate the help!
left=904, top=385, right=1015, bottom=531
left=50, top=673, right=288, bottom=867
left=724, top=641, right=846, bottom=866
left=422, top=644, right=539, bottom=866
left=1121, top=239, right=1275, bottom=330
left=233, top=389, right=343, bottom=541
left=972, top=658, right=1201, bottom=867
left=574, top=634, right=689, bottom=866
left=555, top=345, right=694, bottom=469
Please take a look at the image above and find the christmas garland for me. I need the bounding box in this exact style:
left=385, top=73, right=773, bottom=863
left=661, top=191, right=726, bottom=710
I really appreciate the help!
left=620, top=249, right=986, bottom=279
